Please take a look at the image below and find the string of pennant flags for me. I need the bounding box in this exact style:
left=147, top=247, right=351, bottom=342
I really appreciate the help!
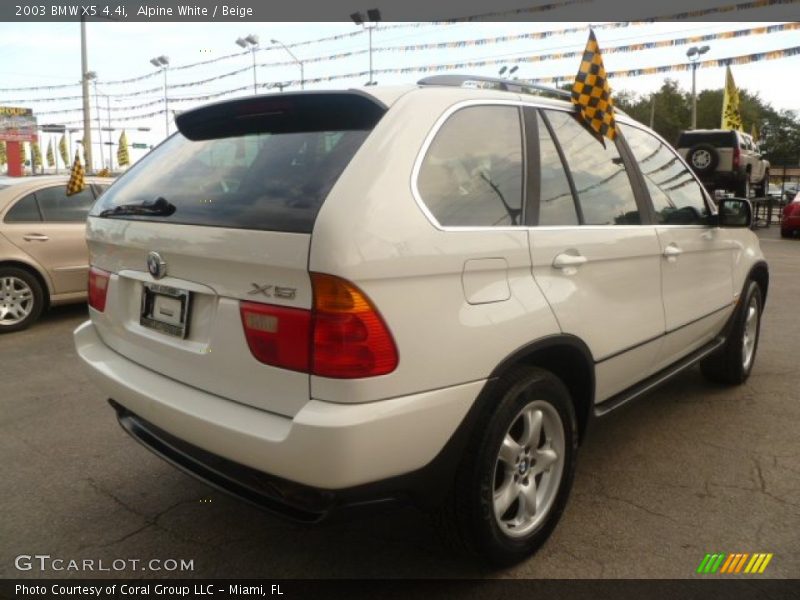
left=1, top=0, right=797, bottom=93
left=50, top=43, right=800, bottom=127
left=14, top=21, right=800, bottom=115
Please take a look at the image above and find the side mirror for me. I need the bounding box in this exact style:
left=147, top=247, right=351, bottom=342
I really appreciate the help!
left=717, top=197, right=752, bottom=228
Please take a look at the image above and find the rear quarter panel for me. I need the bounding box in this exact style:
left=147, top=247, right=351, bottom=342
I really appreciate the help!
left=309, top=89, right=562, bottom=404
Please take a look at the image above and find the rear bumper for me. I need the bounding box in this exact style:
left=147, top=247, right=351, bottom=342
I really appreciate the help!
left=781, top=213, right=800, bottom=230
left=74, top=320, right=480, bottom=494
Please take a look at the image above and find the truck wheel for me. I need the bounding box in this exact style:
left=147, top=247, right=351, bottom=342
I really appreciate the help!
left=735, top=176, right=751, bottom=198
left=687, top=144, right=719, bottom=175
left=438, top=366, right=578, bottom=566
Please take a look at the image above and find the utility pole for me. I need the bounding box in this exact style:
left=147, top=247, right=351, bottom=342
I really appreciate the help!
left=92, top=79, right=103, bottom=169
left=106, top=95, right=112, bottom=171
left=649, top=93, right=655, bottom=129
left=80, top=17, right=93, bottom=172
left=686, top=45, right=709, bottom=131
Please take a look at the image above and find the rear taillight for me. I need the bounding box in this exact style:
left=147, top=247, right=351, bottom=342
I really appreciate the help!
left=733, top=146, right=740, bottom=170
left=311, top=273, right=398, bottom=378
left=240, top=302, right=311, bottom=372
left=239, top=274, right=398, bottom=378
left=88, top=266, right=110, bottom=312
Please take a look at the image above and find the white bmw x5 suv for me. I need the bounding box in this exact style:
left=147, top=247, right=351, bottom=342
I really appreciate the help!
left=75, top=75, right=768, bottom=565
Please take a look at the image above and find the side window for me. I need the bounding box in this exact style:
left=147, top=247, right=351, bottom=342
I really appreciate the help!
left=535, top=112, right=578, bottom=226
left=418, top=105, right=523, bottom=227
left=35, top=185, right=96, bottom=222
left=4, top=193, right=42, bottom=223
left=543, top=110, right=640, bottom=225
left=620, top=124, right=710, bottom=225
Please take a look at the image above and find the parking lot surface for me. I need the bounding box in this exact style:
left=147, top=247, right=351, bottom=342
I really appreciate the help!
left=2, top=227, right=798, bottom=579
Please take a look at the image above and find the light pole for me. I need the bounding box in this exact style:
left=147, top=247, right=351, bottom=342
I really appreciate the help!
left=150, top=55, right=170, bottom=137
left=235, top=34, right=260, bottom=94
left=350, top=9, right=381, bottom=86
left=271, top=38, right=304, bottom=90
left=687, top=45, right=710, bottom=130
left=84, top=71, right=104, bottom=170
left=80, top=16, right=93, bottom=173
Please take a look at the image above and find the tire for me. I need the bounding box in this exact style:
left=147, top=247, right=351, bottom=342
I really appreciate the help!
left=754, top=170, right=769, bottom=197
left=735, top=175, right=751, bottom=199
left=687, top=144, right=719, bottom=175
left=438, top=366, right=578, bottom=566
left=781, top=229, right=792, bottom=239
left=700, top=280, right=762, bottom=385
left=0, top=267, right=45, bottom=333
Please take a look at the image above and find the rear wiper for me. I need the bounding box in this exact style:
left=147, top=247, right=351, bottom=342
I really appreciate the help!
left=98, top=196, right=176, bottom=218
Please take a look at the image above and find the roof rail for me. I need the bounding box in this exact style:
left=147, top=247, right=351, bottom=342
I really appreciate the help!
left=417, top=74, right=571, bottom=100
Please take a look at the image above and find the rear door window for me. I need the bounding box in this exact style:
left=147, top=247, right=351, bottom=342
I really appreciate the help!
left=36, top=185, right=96, bottom=222
left=542, top=109, right=640, bottom=225
left=677, top=132, right=735, bottom=148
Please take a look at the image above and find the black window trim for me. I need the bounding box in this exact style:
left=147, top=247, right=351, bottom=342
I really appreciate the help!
left=534, top=108, right=585, bottom=226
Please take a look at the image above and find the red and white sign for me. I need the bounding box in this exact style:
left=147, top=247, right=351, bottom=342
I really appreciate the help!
left=0, top=106, right=38, bottom=143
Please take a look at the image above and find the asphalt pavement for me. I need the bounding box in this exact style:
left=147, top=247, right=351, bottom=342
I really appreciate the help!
left=1, top=226, right=798, bottom=579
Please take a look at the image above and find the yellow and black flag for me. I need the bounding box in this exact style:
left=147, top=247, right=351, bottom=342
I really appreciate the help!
left=751, top=122, right=759, bottom=143
left=46, top=139, right=55, bottom=168
left=31, top=141, right=43, bottom=170
left=0, top=141, right=6, bottom=167
left=66, top=150, right=86, bottom=196
left=722, top=65, right=743, bottom=131
left=117, top=130, right=130, bottom=167
left=571, top=29, right=617, bottom=143
left=58, top=134, right=69, bottom=166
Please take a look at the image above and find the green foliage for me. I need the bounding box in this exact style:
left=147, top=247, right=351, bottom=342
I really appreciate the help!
left=613, top=78, right=800, bottom=166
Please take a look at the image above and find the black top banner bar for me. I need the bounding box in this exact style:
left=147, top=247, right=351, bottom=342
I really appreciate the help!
left=1, top=0, right=799, bottom=22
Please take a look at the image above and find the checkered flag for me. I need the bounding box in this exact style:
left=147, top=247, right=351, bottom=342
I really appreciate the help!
left=66, top=150, right=86, bottom=197
left=117, top=130, right=130, bottom=167
left=571, top=29, right=617, bottom=143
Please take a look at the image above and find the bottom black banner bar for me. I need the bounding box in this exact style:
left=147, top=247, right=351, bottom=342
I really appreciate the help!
left=1, top=579, right=799, bottom=600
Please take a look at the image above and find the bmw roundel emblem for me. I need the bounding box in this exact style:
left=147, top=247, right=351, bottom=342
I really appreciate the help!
left=147, top=251, right=167, bottom=280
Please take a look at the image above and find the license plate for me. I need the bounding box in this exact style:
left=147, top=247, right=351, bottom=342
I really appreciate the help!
left=140, top=283, right=192, bottom=339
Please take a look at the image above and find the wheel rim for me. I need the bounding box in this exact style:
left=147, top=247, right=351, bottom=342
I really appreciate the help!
left=692, top=150, right=710, bottom=169
left=492, top=399, right=566, bottom=539
left=0, top=276, right=35, bottom=326
left=742, top=295, right=759, bottom=372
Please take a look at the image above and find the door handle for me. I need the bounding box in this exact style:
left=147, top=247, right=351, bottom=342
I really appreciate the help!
left=23, top=234, right=49, bottom=242
left=552, top=252, right=588, bottom=269
left=663, top=244, right=682, bottom=259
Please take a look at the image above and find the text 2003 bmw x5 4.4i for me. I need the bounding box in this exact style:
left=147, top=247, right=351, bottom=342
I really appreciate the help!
left=75, top=76, right=768, bottom=565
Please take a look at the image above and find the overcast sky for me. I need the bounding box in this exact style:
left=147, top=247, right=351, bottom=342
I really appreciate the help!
left=1, top=20, right=798, bottom=170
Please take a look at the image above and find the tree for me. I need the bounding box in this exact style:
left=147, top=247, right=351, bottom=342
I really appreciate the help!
left=613, top=78, right=800, bottom=167
left=614, top=79, right=690, bottom=145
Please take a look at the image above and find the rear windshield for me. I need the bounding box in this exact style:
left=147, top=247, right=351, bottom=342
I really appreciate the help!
left=90, top=129, right=371, bottom=233
left=677, top=131, right=736, bottom=148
